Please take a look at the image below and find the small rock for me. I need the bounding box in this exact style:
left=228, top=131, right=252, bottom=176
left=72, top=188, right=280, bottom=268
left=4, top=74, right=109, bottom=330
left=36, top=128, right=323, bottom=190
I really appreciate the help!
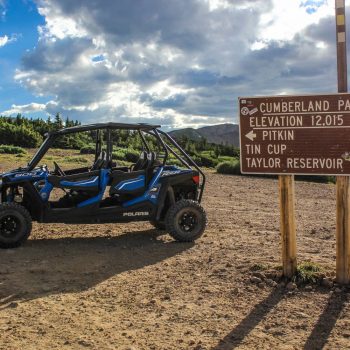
left=8, top=302, right=18, bottom=308
left=305, top=285, right=313, bottom=291
left=310, top=229, right=316, bottom=235
left=232, top=287, right=239, bottom=295
left=266, top=279, right=277, bottom=287
left=258, top=282, right=265, bottom=289
left=286, top=282, right=297, bottom=291
left=335, top=288, right=342, bottom=293
left=77, top=340, right=91, bottom=347
left=278, top=281, right=286, bottom=288
left=193, top=345, right=205, bottom=350
left=41, top=285, right=52, bottom=293
left=250, top=276, right=262, bottom=284
left=321, top=277, right=333, bottom=288
left=252, top=272, right=265, bottom=279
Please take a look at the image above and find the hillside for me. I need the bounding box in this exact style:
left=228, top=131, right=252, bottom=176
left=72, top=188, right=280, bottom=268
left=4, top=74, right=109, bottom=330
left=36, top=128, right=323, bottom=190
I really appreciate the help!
left=169, top=123, right=239, bottom=147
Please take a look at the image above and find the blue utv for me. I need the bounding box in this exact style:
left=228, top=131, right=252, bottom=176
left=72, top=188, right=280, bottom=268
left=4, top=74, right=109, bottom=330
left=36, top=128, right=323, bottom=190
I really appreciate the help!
left=0, top=123, right=207, bottom=248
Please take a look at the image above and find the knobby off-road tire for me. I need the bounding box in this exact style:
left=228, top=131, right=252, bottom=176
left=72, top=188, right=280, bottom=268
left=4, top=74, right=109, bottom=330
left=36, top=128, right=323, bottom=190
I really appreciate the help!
left=149, top=220, right=166, bottom=230
left=165, top=199, right=207, bottom=242
left=0, top=203, right=32, bottom=249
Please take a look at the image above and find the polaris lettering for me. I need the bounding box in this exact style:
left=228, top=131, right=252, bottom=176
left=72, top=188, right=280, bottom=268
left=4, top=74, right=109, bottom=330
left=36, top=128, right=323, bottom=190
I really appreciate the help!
left=123, top=212, right=149, bottom=217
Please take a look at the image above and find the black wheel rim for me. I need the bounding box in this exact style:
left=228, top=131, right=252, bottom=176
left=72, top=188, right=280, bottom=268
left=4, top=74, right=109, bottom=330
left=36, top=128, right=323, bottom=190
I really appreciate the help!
left=0, top=215, right=21, bottom=238
left=178, top=211, right=198, bottom=233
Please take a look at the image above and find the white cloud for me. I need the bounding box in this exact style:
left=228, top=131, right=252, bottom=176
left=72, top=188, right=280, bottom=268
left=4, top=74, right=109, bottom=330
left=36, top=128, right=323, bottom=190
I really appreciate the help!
left=257, top=0, right=334, bottom=43
left=1, top=102, right=48, bottom=115
left=9, top=0, right=339, bottom=128
left=0, top=35, right=9, bottom=47
left=0, top=34, right=18, bottom=47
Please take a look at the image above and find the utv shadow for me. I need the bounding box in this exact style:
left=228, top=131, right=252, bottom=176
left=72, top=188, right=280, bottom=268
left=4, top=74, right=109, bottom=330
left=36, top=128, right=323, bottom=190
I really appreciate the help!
left=0, top=228, right=194, bottom=306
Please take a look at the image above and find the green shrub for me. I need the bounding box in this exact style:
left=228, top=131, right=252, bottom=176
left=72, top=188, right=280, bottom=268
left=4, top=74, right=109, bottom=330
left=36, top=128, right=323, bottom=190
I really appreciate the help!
left=112, top=148, right=128, bottom=161
left=167, top=157, right=183, bottom=167
left=216, top=160, right=241, bottom=175
left=0, top=121, right=42, bottom=147
left=125, top=149, right=140, bottom=163
left=293, top=262, right=322, bottom=284
left=53, top=135, right=88, bottom=150
left=0, top=144, right=26, bottom=154
left=80, top=145, right=95, bottom=154
left=200, top=154, right=219, bottom=167
left=192, top=154, right=218, bottom=168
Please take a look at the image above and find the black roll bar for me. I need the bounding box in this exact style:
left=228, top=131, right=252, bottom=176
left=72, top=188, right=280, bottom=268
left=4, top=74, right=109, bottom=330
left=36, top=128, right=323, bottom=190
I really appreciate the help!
left=94, top=130, right=101, bottom=162
left=106, top=128, right=112, bottom=164
left=138, top=130, right=150, bottom=152
left=157, top=130, right=206, bottom=203
left=152, top=129, right=169, bottom=167
left=146, top=130, right=192, bottom=169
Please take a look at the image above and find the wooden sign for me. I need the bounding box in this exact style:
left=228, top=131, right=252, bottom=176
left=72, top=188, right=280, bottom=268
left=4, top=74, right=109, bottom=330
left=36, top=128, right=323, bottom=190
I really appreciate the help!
left=239, top=93, right=350, bottom=175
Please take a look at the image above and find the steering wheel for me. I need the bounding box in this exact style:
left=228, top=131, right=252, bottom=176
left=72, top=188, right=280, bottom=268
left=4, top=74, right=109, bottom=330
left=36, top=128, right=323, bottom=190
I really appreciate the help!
left=53, top=161, right=65, bottom=176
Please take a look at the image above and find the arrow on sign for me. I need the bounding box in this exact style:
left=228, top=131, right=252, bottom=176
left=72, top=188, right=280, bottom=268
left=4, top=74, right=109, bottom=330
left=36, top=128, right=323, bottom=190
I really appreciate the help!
left=245, top=130, right=256, bottom=141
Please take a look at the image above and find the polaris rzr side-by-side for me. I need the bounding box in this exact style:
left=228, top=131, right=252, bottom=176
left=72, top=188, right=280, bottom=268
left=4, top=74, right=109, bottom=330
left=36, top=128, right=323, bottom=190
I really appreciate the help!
left=0, top=123, right=207, bottom=248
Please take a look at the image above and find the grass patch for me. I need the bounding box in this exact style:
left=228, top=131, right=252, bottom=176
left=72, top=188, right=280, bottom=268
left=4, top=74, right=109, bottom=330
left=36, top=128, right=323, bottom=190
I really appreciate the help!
left=63, top=156, right=89, bottom=164
left=218, top=155, right=234, bottom=163
left=250, top=263, right=269, bottom=271
left=292, top=262, right=323, bottom=284
left=0, top=145, right=26, bottom=154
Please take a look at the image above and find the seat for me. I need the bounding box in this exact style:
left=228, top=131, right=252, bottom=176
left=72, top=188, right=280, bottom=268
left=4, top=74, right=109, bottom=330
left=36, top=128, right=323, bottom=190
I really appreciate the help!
left=91, top=151, right=108, bottom=171
left=109, top=170, right=146, bottom=196
left=132, top=151, right=148, bottom=171
left=48, top=170, right=101, bottom=193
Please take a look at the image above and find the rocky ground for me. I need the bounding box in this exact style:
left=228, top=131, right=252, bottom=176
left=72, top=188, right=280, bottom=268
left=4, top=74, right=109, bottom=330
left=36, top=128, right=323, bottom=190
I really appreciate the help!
left=1, top=171, right=350, bottom=349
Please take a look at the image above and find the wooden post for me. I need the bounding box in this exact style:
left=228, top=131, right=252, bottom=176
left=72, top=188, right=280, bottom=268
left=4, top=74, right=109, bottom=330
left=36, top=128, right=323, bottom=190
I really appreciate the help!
left=336, top=177, right=350, bottom=283
left=335, top=0, right=350, bottom=284
left=279, top=175, right=297, bottom=278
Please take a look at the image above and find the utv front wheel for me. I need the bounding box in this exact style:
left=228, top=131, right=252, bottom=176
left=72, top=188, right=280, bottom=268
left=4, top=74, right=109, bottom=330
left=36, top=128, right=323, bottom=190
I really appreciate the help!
left=165, top=200, right=207, bottom=242
left=0, top=203, right=32, bottom=249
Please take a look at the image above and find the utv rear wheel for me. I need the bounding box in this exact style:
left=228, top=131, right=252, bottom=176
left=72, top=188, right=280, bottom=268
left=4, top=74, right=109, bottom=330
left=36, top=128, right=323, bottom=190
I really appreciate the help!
left=165, top=200, right=207, bottom=242
left=149, top=220, right=166, bottom=230
left=0, top=203, right=32, bottom=249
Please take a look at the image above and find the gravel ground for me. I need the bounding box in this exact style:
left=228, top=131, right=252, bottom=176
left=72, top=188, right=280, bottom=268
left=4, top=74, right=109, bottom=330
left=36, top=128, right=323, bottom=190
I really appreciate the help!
left=1, top=172, right=350, bottom=349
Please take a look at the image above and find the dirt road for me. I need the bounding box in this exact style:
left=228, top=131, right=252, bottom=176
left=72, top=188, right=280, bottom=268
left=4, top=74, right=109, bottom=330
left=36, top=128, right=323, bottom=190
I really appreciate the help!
left=1, top=173, right=349, bottom=349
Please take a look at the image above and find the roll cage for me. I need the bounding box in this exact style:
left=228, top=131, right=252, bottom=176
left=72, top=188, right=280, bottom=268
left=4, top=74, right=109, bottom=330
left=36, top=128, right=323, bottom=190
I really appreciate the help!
left=27, top=122, right=206, bottom=202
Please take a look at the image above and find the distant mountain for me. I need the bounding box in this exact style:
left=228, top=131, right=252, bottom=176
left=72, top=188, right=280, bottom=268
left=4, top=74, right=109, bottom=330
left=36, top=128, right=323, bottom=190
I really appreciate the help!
left=169, top=123, right=239, bottom=147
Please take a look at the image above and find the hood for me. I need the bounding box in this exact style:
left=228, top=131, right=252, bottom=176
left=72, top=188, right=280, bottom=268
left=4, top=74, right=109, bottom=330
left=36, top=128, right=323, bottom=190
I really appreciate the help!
left=1, top=166, right=46, bottom=184
left=1, top=167, right=30, bottom=178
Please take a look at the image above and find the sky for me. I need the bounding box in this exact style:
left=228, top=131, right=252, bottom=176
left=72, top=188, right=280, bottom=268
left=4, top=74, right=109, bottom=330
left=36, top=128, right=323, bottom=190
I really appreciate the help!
left=0, top=0, right=346, bottom=129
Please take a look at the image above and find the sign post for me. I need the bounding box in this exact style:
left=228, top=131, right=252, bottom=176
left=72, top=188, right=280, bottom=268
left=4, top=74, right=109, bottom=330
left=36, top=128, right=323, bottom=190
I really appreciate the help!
left=335, top=0, right=350, bottom=284
left=279, top=175, right=297, bottom=278
left=239, top=92, right=350, bottom=278
left=239, top=94, right=350, bottom=176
